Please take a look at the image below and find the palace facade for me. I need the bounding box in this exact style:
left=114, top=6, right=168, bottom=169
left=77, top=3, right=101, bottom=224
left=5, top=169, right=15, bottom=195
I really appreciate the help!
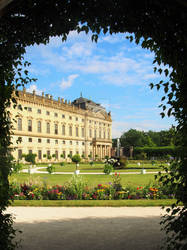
left=10, top=88, right=112, bottom=162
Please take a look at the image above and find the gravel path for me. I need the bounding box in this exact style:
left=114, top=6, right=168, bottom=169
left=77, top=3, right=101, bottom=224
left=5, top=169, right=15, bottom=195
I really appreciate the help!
left=7, top=206, right=166, bottom=250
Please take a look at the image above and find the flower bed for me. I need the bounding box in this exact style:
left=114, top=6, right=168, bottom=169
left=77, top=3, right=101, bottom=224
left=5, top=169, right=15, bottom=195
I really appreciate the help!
left=10, top=173, right=175, bottom=201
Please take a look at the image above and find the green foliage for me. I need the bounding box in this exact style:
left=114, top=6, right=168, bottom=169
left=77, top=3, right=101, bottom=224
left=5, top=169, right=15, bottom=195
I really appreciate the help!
left=65, top=175, right=87, bottom=200
left=11, top=163, right=22, bottom=174
left=134, top=146, right=178, bottom=159
left=71, top=154, right=81, bottom=164
left=118, top=157, right=128, bottom=169
left=60, top=154, right=65, bottom=159
left=155, top=161, right=187, bottom=249
left=60, top=162, right=65, bottom=167
left=103, top=164, right=113, bottom=175
left=0, top=213, right=21, bottom=250
left=47, top=155, right=52, bottom=160
left=46, top=164, right=55, bottom=174
left=24, top=153, right=36, bottom=164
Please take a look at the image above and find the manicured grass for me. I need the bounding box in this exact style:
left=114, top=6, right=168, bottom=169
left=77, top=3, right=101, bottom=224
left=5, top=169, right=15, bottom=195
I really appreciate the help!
left=10, top=172, right=158, bottom=187
left=11, top=199, right=178, bottom=207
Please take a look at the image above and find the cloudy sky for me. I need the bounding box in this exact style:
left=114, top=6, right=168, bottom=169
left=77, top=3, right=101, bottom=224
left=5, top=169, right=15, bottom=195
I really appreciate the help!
left=23, top=31, right=175, bottom=138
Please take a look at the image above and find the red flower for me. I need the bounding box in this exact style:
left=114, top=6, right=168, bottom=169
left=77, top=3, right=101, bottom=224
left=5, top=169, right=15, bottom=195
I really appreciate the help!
left=115, top=172, right=117, bottom=176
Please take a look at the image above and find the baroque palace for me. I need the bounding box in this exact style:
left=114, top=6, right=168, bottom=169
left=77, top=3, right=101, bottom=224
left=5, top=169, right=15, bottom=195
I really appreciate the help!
left=10, top=88, right=112, bottom=162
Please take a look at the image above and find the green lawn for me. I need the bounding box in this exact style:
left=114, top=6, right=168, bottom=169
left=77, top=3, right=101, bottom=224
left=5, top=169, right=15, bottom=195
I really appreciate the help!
left=10, top=172, right=158, bottom=187
left=12, top=199, right=178, bottom=207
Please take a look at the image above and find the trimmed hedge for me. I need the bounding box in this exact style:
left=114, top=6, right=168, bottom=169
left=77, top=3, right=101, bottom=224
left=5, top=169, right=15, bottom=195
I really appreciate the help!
left=134, top=146, right=180, bottom=158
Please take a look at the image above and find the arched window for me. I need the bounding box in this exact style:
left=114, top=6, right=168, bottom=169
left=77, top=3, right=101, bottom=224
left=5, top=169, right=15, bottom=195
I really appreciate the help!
left=99, top=129, right=101, bottom=138
left=62, top=125, right=65, bottom=135
left=28, top=120, right=32, bottom=132
left=18, top=118, right=22, bottom=131
left=46, top=122, right=50, bottom=133
left=76, top=127, right=79, bottom=137
left=37, top=121, right=41, bottom=132
left=54, top=124, right=58, bottom=134
left=89, top=129, right=92, bottom=138
left=81, top=127, right=84, bottom=137
left=94, top=129, right=97, bottom=138
left=69, top=126, right=72, bottom=136
left=108, top=129, right=110, bottom=139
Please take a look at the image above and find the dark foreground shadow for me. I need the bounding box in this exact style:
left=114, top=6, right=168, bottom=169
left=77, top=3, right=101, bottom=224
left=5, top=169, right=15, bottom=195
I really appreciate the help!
left=14, top=216, right=165, bottom=250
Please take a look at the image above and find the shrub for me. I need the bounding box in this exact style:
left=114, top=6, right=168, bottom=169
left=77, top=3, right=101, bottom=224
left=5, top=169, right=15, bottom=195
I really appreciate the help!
left=46, top=164, right=55, bottom=174
left=118, top=156, right=128, bottom=169
left=103, top=164, right=113, bottom=174
left=24, top=153, right=37, bottom=164
left=65, top=174, right=87, bottom=199
left=60, top=162, right=65, bottom=166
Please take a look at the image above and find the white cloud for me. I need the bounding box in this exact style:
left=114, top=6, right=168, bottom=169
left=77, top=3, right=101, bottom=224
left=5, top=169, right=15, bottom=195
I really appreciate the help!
left=26, top=84, right=43, bottom=95
left=59, top=74, right=79, bottom=90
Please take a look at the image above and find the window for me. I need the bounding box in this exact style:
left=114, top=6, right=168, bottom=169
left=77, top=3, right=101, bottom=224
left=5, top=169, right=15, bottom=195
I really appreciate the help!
left=62, top=114, right=65, bottom=118
left=76, top=151, right=79, bottom=155
left=47, top=139, right=50, bottom=143
left=82, top=119, right=84, bottom=122
left=69, top=126, right=72, bottom=136
left=95, top=121, right=97, bottom=125
left=99, top=129, right=101, bottom=138
left=76, top=117, right=78, bottom=121
left=18, top=149, right=22, bottom=160
left=18, top=104, right=22, bottom=110
left=62, top=125, right=65, bottom=135
left=82, top=142, right=85, bottom=145
left=28, top=138, right=32, bottom=142
left=54, top=113, right=58, bottom=117
left=55, top=139, right=58, bottom=144
left=46, top=111, right=50, bottom=115
left=28, top=107, right=32, bottom=112
left=104, top=131, right=106, bottom=139
left=28, top=149, right=32, bottom=154
left=108, top=129, right=110, bottom=139
left=55, top=150, right=58, bottom=159
left=70, top=141, right=72, bottom=145
left=76, top=141, right=79, bottom=145
left=18, top=118, right=22, bottom=131
left=54, top=124, right=58, bottom=134
left=47, top=150, right=50, bottom=157
left=89, top=120, right=91, bottom=123
left=46, top=122, right=50, bottom=133
left=38, top=150, right=42, bottom=160
left=37, top=121, right=42, bottom=133
left=37, top=109, right=41, bottom=114
left=81, top=127, right=84, bottom=137
left=89, top=129, right=92, bottom=138
left=69, top=116, right=72, bottom=120
left=38, top=138, right=42, bottom=143
left=63, top=151, right=66, bottom=158
left=94, top=129, right=97, bottom=138
left=69, top=151, right=73, bottom=157
left=28, top=120, right=32, bottom=132
left=76, top=127, right=79, bottom=137
left=62, top=140, right=66, bottom=144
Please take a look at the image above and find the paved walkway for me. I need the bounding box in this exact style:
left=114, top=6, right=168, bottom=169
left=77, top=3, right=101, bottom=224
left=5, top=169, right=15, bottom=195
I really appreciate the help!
left=21, top=166, right=164, bottom=175
left=7, top=207, right=166, bottom=250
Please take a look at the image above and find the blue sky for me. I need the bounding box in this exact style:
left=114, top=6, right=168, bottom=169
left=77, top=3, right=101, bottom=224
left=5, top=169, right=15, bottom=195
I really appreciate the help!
left=23, top=31, right=175, bottom=138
